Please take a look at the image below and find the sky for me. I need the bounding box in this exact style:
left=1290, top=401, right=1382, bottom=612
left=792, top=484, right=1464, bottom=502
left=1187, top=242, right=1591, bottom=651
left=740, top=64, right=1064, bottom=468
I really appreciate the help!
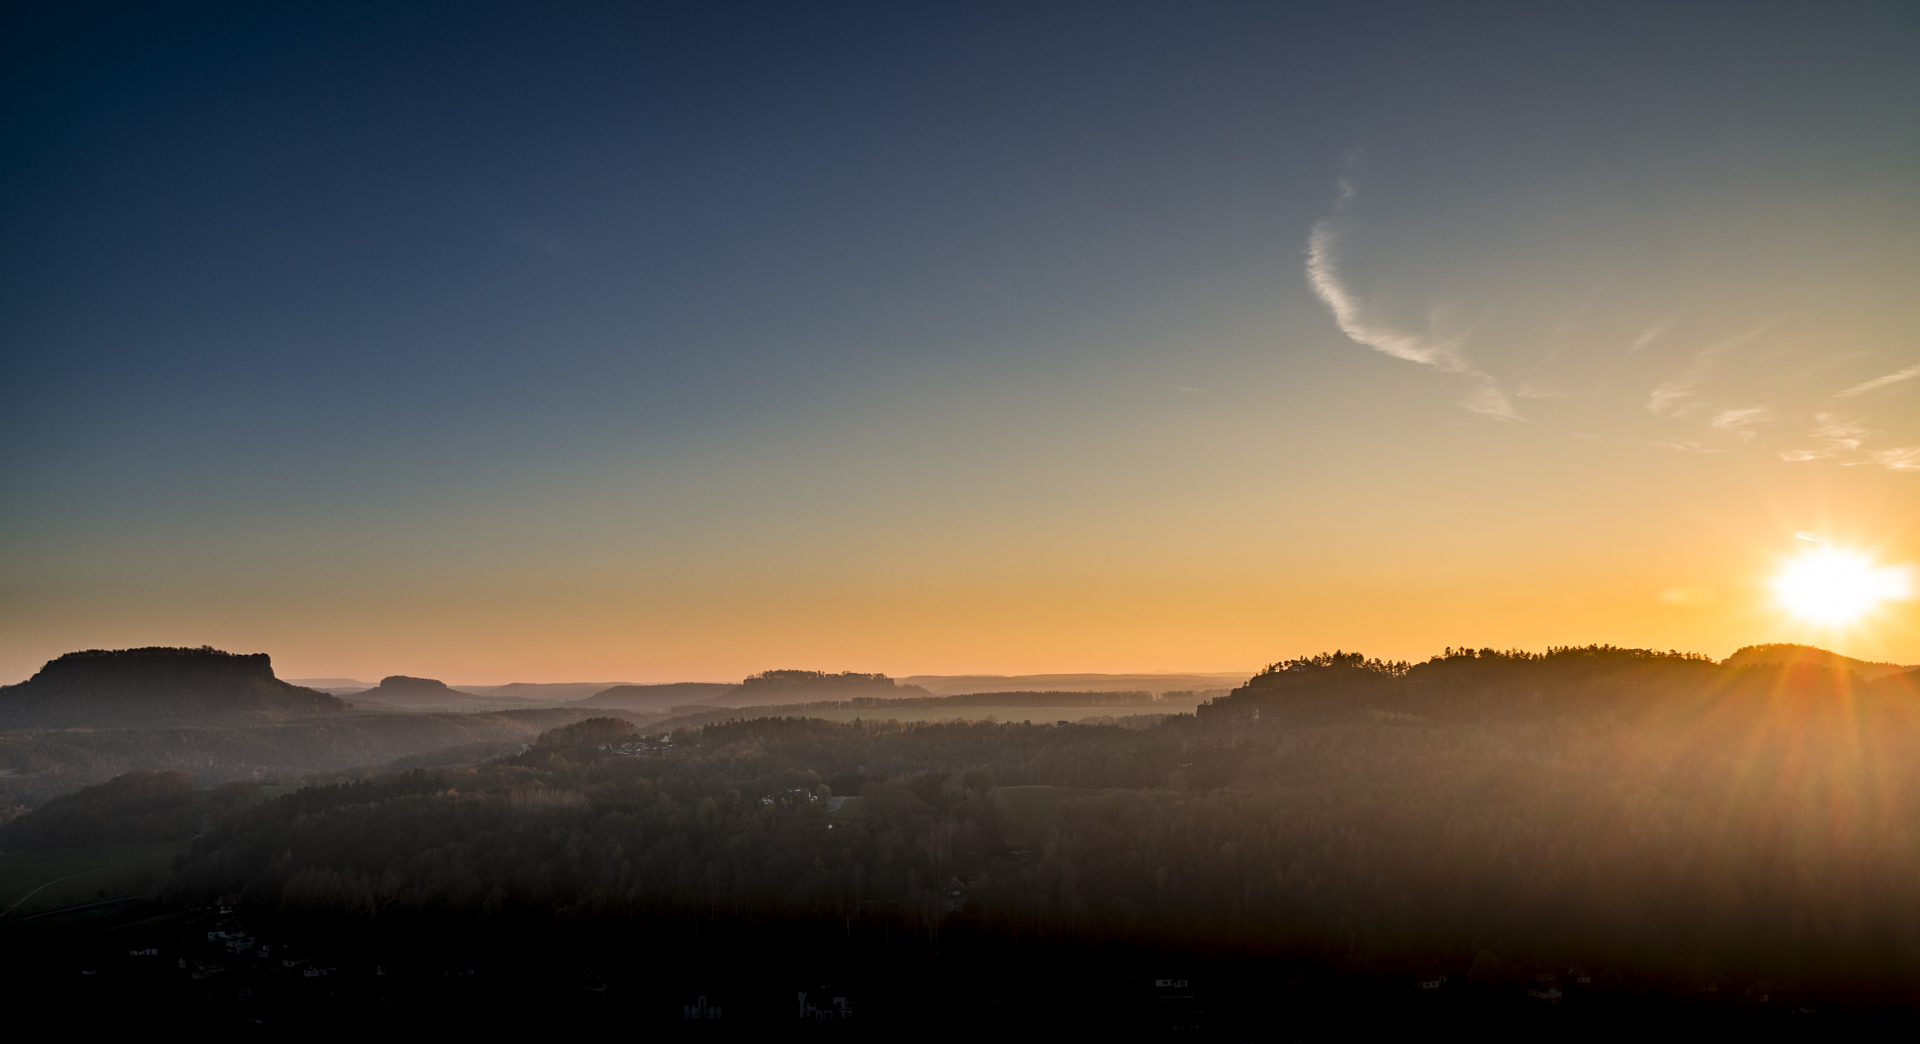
left=3, top=1, right=1918, bottom=684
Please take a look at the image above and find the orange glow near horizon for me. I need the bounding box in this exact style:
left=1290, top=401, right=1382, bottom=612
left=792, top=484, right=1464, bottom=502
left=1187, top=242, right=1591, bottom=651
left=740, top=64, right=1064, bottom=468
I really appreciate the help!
left=1772, top=546, right=1914, bottom=628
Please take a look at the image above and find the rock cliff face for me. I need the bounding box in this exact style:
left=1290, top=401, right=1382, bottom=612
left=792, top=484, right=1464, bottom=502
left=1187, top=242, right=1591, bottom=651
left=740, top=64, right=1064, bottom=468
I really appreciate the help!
left=0, top=646, right=344, bottom=727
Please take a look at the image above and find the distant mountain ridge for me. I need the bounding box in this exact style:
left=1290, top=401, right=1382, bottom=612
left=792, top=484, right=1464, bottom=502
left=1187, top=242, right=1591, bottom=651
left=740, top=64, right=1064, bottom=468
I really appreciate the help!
left=1722, top=643, right=1917, bottom=680
left=576, top=682, right=739, bottom=711
left=901, top=672, right=1254, bottom=695
left=350, top=675, right=507, bottom=709
left=0, top=646, right=343, bottom=727
left=724, top=670, right=932, bottom=707
left=1199, top=644, right=1920, bottom=724
left=461, top=682, right=638, bottom=703
left=288, top=678, right=374, bottom=692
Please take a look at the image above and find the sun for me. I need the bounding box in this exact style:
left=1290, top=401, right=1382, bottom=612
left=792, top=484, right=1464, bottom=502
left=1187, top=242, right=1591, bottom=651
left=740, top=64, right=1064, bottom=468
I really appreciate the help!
left=1771, top=546, right=1912, bottom=626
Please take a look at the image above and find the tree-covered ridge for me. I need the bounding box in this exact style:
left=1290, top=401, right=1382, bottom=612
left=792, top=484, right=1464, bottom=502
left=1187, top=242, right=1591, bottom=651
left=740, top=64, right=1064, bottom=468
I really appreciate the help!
left=737, top=690, right=1173, bottom=713
left=1208, top=644, right=1843, bottom=722
left=10, top=644, right=1920, bottom=1003
left=725, top=670, right=933, bottom=705
left=0, top=653, right=1896, bottom=1000
left=0, top=646, right=343, bottom=728
left=1723, top=643, right=1917, bottom=680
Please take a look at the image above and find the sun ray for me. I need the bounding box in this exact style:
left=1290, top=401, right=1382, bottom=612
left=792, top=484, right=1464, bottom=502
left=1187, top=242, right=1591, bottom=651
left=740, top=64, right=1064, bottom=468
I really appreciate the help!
left=1771, top=546, right=1913, bottom=626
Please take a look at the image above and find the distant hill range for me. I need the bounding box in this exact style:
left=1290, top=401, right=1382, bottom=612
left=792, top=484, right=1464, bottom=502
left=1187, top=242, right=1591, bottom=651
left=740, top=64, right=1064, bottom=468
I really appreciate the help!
left=575, top=682, right=739, bottom=711
left=1199, top=645, right=1920, bottom=724
left=294, top=679, right=646, bottom=701
left=349, top=675, right=516, bottom=710
left=460, top=682, right=639, bottom=703
left=901, top=672, right=1253, bottom=695
left=289, top=678, right=375, bottom=692
left=1722, top=644, right=1917, bottom=680
left=720, top=670, right=932, bottom=707
left=0, top=646, right=344, bottom=728
left=576, top=671, right=935, bottom=712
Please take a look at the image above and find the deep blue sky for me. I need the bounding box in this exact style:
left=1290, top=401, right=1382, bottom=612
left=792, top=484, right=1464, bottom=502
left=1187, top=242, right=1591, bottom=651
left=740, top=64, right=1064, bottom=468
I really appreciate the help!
left=4, top=2, right=1918, bottom=682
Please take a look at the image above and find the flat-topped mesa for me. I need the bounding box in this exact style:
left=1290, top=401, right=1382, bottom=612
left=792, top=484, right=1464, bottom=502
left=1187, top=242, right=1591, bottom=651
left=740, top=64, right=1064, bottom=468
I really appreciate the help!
left=26, top=645, right=279, bottom=692
left=725, top=669, right=933, bottom=708
left=373, top=675, right=462, bottom=695
left=350, top=675, right=488, bottom=708
left=0, top=645, right=344, bottom=727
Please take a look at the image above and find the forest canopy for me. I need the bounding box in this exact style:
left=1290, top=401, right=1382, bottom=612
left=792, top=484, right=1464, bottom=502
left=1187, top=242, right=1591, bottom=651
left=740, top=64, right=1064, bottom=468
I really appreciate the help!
left=2, top=648, right=1898, bottom=1006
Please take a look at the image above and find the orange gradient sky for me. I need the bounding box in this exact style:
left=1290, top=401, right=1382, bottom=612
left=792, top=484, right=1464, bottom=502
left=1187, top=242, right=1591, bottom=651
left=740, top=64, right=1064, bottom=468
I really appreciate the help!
left=3, top=5, right=1918, bottom=683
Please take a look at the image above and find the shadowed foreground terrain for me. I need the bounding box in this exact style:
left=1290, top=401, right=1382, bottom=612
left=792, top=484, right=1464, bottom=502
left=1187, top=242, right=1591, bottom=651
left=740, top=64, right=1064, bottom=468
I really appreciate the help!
left=5, top=646, right=1920, bottom=1033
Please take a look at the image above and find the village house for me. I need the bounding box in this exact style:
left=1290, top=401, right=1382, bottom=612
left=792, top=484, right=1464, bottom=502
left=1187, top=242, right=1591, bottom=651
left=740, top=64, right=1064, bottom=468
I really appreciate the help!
left=940, top=877, right=969, bottom=913
left=1526, top=972, right=1562, bottom=1004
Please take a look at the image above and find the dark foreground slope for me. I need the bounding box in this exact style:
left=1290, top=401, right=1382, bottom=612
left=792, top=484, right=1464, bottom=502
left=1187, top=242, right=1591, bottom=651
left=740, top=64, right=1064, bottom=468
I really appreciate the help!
left=0, top=647, right=342, bottom=729
left=9, top=648, right=1920, bottom=1032
left=7, top=646, right=1920, bottom=1035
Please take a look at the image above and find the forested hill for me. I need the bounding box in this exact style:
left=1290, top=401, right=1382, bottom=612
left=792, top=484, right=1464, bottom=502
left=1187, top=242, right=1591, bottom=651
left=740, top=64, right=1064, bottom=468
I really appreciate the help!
left=58, top=663, right=1920, bottom=1006
left=722, top=670, right=933, bottom=707
left=1198, top=645, right=1920, bottom=723
left=350, top=675, right=494, bottom=709
left=574, top=682, right=739, bottom=711
left=0, top=647, right=343, bottom=728
left=1722, top=642, right=1917, bottom=680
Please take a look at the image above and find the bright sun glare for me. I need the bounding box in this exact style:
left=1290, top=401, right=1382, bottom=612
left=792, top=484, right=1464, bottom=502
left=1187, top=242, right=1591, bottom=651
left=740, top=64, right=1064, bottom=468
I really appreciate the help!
left=1772, top=546, right=1913, bottom=626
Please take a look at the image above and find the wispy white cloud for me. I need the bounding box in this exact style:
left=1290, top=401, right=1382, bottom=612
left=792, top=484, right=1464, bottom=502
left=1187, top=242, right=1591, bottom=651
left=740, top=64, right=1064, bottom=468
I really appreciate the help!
left=1305, top=222, right=1470, bottom=373
left=1708, top=406, right=1771, bottom=441
left=1460, top=381, right=1519, bottom=420
left=1629, top=319, right=1673, bottom=353
left=1779, top=413, right=1868, bottom=462
left=1514, top=380, right=1569, bottom=400
left=1835, top=362, right=1920, bottom=399
left=1776, top=362, right=1920, bottom=469
left=1650, top=437, right=1720, bottom=453
left=1645, top=322, right=1776, bottom=418
left=1304, top=185, right=1518, bottom=420
left=1870, top=446, right=1920, bottom=471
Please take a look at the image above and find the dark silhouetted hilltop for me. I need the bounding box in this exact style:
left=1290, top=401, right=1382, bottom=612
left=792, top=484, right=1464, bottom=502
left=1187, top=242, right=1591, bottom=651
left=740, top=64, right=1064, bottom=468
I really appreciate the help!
left=462, top=682, right=635, bottom=703
left=351, top=675, right=490, bottom=709
left=723, top=670, right=932, bottom=707
left=0, top=646, right=343, bottom=728
left=1195, top=644, right=1916, bottom=723
left=575, top=682, right=738, bottom=711
left=1723, top=642, right=1916, bottom=680
left=901, top=671, right=1251, bottom=695
left=287, top=677, right=375, bottom=692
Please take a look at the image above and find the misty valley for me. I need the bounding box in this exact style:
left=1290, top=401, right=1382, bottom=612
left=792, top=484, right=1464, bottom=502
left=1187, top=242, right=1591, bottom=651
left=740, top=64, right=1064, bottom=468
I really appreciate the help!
left=12, top=2, right=1919, bottom=1037
left=4, top=645, right=1920, bottom=1035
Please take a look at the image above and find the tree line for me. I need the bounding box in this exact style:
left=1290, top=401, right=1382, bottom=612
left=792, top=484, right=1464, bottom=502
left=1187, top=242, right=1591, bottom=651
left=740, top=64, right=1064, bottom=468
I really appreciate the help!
left=11, top=650, right=1920, bottom=1002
